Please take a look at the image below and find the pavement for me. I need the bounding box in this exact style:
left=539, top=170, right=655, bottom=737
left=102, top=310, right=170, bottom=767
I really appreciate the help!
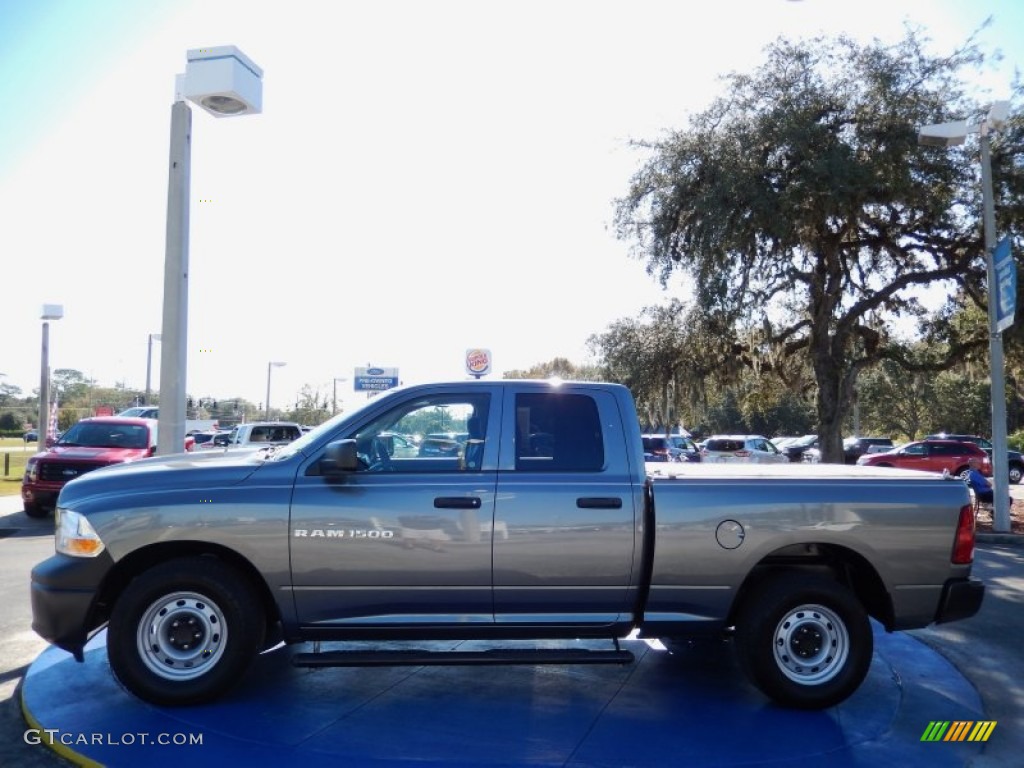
left=3, top=489, right=1024, bottom=767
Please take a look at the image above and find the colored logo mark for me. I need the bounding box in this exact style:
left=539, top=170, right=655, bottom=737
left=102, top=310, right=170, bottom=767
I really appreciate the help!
left=920, top=721, right=996, bottom=742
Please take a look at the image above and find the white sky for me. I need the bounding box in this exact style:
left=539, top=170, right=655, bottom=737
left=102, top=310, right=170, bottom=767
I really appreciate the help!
left=1, top=0, right=1020, bottom=409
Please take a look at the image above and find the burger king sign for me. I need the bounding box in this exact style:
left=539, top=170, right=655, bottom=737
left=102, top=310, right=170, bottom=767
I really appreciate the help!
left=465, top=348, right=492, bottom=378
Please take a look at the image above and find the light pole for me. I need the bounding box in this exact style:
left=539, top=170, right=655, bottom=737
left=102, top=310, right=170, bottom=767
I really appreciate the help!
left=38, top=304, right=64, bottom=450
left=157, top=46, right=263, bottom=456
left=919, top=100, right=1012, bottom=532
left=333, top=377, right=348, bottom=415
left=266, top=362, right=286, bottom=419
left=145, top=333, right=162, bottom=405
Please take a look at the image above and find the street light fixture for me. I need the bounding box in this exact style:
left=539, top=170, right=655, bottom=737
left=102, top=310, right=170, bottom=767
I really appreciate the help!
left=157, top=46, right=263, bottom=456
left=919, top=100, right=1012, bottom=533
left=145, top=333, right=162, bottom=405
left=333, top=377, right=348, bottom=415
left=266, top=362, right=286, bottom=419
left=38, top=304, right=64, bottom=450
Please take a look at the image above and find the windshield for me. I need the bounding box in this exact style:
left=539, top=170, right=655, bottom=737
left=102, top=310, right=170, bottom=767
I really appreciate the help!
left=116, top=407, right=158, bottom=418
left=57, top=421, right=150, bottom=449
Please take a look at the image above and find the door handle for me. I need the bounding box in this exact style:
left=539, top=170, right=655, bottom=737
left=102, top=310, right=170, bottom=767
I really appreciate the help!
left=576, top=497, right=623, bottom=509
left=434, top=497, right=482, bottom=509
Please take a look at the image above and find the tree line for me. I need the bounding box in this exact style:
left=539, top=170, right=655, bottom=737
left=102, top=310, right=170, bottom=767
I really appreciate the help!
left=0, top=370, right=338, bottom=436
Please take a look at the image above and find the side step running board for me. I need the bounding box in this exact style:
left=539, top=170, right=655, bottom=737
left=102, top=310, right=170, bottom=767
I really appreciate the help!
left=291, top=647, right=635, bottom=669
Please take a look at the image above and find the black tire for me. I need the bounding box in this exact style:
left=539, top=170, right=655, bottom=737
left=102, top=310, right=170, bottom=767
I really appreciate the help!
left=734, top=574, right=872, bottom=710
left=1009, top=463, right=1023, bottom=485
left=107, top=556, right=265, bottom=706
left=23, top=502, right=48, bottom=519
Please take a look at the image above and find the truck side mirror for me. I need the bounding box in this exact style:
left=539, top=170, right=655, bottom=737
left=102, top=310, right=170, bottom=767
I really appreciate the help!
left=319, top=439, right=360, bottom=474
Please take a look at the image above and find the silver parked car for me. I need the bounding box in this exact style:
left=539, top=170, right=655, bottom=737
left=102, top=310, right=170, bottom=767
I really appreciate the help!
left=702, top=435, right=789, bottom=464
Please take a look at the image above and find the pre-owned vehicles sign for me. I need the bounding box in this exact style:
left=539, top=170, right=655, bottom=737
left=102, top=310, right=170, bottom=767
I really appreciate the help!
left=354, top=367, right=399, bottom=391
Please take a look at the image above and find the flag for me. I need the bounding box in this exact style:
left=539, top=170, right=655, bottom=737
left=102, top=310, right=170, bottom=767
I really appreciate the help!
left=48, top=396, right=59, bottom=439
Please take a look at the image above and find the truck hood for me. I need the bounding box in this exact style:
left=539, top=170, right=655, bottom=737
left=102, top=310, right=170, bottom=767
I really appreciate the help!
left=37, top=445, right=151, bottom=463
left=56, top=449, right=268, bottom=506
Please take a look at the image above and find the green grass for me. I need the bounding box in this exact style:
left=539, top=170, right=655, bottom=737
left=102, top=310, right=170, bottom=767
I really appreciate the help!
left=0, top=437, right=35, bottom=496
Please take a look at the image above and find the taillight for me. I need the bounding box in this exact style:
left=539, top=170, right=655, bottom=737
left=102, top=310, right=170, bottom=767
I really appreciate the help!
left=952, top=504, right=975, bottom=564
left=735, top=450, right=751, bottom=458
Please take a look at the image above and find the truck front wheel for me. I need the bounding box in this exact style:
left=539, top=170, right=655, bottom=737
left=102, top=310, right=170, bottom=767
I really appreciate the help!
left=23, top=502, right=48, bottom=519
left=734, top=574, right=872, bottom=710
left=107, top=557, right=265, bottom=706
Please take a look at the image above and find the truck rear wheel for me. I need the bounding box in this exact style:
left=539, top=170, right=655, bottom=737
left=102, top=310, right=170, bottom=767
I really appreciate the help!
left=734, top=574, right=872, bottom=709
left=107, top=556, right=264, bottom=706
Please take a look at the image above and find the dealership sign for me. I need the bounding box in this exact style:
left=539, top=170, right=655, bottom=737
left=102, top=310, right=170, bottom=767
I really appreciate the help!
left=354, top=366, right=399, bottom=391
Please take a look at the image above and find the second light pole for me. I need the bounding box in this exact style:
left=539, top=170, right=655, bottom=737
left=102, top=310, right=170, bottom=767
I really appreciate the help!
left=333, top=377, right=348, bottom=415
left=144, top=333, right=162, bottom=405
left=919, top=100, right=1013, bottom=532
left=266, top=361, right=286, bottom=419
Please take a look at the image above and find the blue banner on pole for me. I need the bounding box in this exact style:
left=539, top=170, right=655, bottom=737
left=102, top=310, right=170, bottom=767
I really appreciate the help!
left=994, top=236, right=1016, bottom=333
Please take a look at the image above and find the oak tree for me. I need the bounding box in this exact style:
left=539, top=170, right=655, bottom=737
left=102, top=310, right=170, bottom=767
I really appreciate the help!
left=615, top=27, right=1023, bottom=461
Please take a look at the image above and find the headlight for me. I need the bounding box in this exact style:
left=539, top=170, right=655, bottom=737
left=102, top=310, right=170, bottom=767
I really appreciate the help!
left=55, top=508, right=106, bottom=557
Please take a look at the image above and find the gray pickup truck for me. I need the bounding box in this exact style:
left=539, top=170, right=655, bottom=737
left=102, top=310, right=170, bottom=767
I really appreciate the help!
left=224, top=421, right=303, bottom=448
left=30, top=380, right=983, bottom=710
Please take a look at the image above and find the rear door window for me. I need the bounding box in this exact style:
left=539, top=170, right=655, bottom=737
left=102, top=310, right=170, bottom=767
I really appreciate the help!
left=514, top=393, right=604, bottom=471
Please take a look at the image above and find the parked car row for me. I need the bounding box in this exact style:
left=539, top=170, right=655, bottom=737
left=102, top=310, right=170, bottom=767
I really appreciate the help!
left=924, top=433, right=1024, bottom=484
left=841, top=436, right=895, bottom=463
left=687, top=432, right=1021, bottom=484
left=778, top=434, right=819, bottom=462
left=23, top=428, right=63, bottom=444
left=641, top=434, right=701, bottom=463
left=702, top=435, right=787, bottom=463
left=800, top=436, right=895, bottom=465
left=856, top=439, right=992, bottom=480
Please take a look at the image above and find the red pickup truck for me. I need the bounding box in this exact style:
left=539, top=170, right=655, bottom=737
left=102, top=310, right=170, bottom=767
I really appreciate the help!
left=21, top=417, right=192, bottom=518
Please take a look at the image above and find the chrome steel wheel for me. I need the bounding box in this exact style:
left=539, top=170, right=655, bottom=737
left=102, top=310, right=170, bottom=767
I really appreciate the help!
left=136, top=590, right=228, bottom=681
left=771, top=603, right=849, bottom=686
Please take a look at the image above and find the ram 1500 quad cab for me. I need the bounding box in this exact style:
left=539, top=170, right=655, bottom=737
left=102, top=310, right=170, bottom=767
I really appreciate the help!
left=30, top=380, right=983, bottom=709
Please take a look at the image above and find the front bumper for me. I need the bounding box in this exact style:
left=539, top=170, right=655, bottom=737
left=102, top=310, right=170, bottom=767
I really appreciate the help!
left=934, top=577, right=985, bottom=624
left=30, top=551, right=114, bottom=660
left=21, top=482, right=60, bottom=508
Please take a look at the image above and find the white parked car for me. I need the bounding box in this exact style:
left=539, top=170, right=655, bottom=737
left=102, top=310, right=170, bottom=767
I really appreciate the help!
left=701, top=435, right=789, bottom=464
